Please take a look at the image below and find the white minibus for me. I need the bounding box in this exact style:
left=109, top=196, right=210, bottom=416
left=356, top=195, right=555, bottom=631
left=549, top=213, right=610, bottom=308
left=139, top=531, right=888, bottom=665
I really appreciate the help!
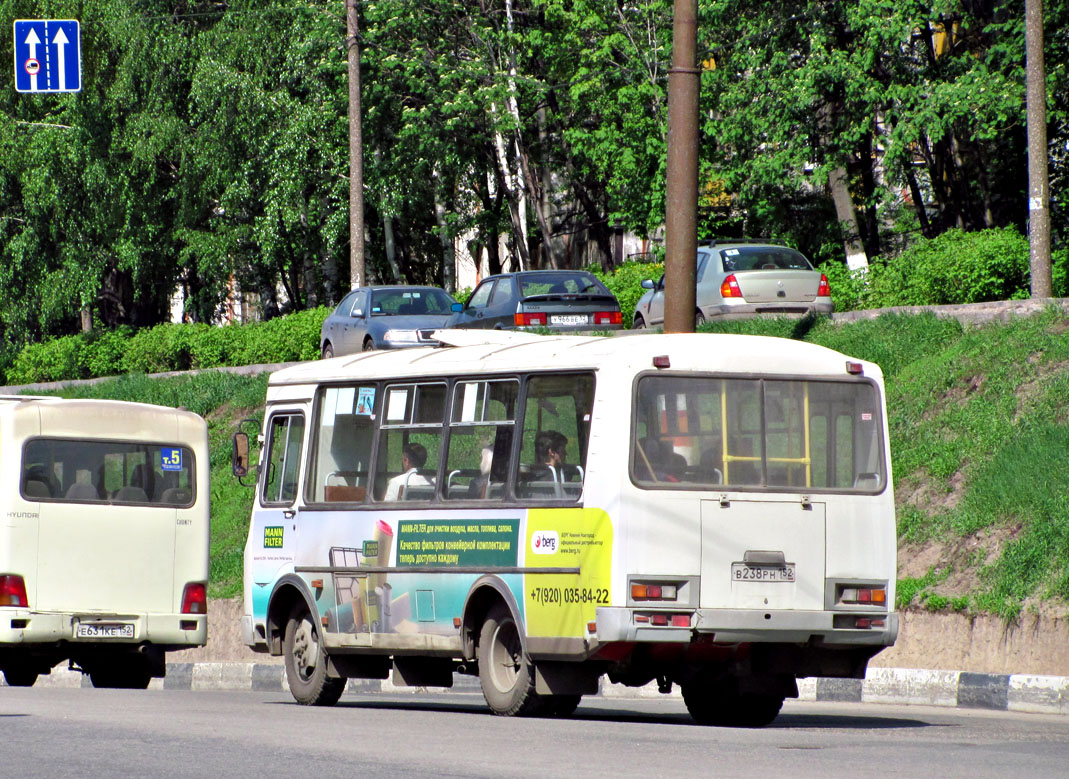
left=235, top=330, right=896, bottom=725
left=0, top=397, right=209, bottom=688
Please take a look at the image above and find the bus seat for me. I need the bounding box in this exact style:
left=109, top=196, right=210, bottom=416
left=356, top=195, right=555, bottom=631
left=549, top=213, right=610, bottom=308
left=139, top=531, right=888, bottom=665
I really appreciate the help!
left=65, top=483, right=99, bottom=501
left=160, top=488, right=193, bottom=505
left=113, top=486, right=149, bottom=503
left=23, top=479, right=51, bottom=498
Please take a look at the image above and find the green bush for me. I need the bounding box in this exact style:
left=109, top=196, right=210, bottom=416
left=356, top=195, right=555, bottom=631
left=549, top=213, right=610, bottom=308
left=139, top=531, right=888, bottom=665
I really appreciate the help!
left=590, top=260, right=664, bottom=328
left=7, top=335, right=86, bottom=384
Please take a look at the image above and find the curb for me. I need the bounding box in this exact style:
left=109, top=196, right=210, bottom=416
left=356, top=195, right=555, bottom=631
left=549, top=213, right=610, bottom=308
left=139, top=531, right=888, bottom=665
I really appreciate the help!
left=13, top=663, right=1069, bottom=715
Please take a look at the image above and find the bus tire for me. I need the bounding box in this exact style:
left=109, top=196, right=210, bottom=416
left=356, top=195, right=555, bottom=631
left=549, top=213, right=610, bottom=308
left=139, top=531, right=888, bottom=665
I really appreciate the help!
left=283, top=603, right=345, bottom=706
left=682, top=682, right=783, bottom=727
left=543, top=694, right=582, bottom=717
left=88, top=659, right=151, bottom=689
left=3, top=667, right=39, bottom=687
left=478, top=603, right=543, bottom=716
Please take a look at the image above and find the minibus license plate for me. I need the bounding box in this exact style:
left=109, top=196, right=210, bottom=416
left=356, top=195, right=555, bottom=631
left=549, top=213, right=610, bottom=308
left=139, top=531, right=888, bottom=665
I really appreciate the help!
left=731, top=563, right=795, bottom=582
left=550, top=314, right=589, bottom=326
left=75, top=623, right=134, bottom=639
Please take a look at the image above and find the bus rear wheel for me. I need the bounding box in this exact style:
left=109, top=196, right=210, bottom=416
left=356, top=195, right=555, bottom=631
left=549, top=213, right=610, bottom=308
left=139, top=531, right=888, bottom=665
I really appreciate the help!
left=284, top=603, right=345, bottom=706
left=478, top=603, right=544, bottom=716
left=682, top=681, right=783, bottom=727
left=88, top=658, right=151, bottom=689
left=3, top=666, right=39, bottom=687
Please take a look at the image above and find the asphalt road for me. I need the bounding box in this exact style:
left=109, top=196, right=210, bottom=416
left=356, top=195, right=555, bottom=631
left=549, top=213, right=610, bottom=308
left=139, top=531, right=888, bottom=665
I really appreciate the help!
left=2, top=688, right=1067, bottom=778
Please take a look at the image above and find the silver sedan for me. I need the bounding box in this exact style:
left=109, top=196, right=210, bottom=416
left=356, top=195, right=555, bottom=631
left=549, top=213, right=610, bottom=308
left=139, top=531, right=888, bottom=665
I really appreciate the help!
left=633, top=242, right=833, bottom=328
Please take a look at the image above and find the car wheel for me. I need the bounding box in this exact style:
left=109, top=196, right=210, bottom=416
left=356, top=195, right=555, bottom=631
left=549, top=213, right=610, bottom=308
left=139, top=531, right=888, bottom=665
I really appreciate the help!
left=362, top=338, right=375, bottom=352
left=321, top=343, right=334, bottom=360
left=632, top=314, right=646, bottom=330
left=695, top=310, right=706, bottom=329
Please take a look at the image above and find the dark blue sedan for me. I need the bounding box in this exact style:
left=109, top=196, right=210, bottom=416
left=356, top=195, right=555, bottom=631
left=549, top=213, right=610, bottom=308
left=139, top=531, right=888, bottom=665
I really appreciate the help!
left=319, top=286, right=459, bottom=357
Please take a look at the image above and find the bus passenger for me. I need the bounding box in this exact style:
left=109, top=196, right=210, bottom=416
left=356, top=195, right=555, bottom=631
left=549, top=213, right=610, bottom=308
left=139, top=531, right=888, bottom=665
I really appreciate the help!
left=383, top=443, right=432, bottom=501
left=534, top=430, right=568, bottom=479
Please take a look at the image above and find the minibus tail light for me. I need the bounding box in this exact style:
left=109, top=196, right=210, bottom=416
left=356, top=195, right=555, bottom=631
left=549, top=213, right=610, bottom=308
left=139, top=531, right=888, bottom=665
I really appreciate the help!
left=846, top=361, right=864, bottom=375
left=720, top=274, right=743, bottom=298
left=181, top=583, right=207, bottom=614
left=0, top=575, right=28, bottom=607
left=514, top=312, right=547, bottom=326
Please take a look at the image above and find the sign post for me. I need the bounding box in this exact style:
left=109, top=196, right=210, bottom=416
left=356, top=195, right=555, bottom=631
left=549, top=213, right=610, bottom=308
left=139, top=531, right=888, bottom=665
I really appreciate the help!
left=13, top=20, right=81, bottom=93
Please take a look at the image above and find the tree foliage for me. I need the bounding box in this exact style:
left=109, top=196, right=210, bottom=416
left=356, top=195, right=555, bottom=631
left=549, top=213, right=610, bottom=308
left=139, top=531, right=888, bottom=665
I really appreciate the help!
left=0, top=0, right=1065, bottom=359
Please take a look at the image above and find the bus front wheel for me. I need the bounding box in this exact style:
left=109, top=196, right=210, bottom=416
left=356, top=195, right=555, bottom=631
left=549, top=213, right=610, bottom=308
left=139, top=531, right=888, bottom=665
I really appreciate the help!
left=283, top=603, right=345, bottom=706
left=478, top=603, right=543, bottom=716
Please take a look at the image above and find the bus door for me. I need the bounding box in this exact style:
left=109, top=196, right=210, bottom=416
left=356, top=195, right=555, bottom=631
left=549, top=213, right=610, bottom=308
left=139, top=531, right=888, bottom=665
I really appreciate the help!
left=699, top=378, right=829, bottom=610
left=30, top=439, right=183, bottom=616
left=249, top=411, right=305, bottom=621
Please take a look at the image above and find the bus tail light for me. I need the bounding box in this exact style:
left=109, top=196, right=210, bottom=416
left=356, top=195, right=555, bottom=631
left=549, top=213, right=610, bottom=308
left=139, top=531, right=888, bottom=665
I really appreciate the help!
left=0, top=575, right=28, bottom=607
left=514, top=312, right=546, bottom=326
left=720, top=274, right=743, bottom=298
left=594, top=311, right=622, bottom=325
left=181, top=583, right=207, bottom=615
left=838, top=586, right=886, bottom=606
left=631, top=583, right=678, bottom=601
left=818, top=273, right=831, bottom=297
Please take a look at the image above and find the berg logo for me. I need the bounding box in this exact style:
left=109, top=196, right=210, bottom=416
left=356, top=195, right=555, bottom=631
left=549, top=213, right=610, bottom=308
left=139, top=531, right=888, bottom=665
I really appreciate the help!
left=531, top=530, right=559, bottom=555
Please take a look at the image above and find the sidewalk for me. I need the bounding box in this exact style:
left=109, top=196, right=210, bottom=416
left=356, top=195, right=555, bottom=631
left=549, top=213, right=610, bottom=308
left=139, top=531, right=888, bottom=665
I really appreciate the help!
left=15, top=662, right=1069, bottom=716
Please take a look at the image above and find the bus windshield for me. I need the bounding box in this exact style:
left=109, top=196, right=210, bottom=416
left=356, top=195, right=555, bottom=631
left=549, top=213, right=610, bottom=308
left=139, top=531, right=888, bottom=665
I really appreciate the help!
left=632, top=375, right=885, bottom=492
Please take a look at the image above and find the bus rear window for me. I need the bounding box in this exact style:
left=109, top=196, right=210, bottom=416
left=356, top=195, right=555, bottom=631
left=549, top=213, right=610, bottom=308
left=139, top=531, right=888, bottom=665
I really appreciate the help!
left=22, top=438, right=196, bottom=506
left=633, top=375, right=884, bottom=492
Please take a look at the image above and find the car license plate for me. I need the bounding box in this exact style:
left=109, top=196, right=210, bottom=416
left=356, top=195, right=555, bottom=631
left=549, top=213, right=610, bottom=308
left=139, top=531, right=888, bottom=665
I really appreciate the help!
left=731, top=563, right=795, bottom=582
left=75, top=622, right=134, bottom=639
left=549, top=314, right=589, bottom=326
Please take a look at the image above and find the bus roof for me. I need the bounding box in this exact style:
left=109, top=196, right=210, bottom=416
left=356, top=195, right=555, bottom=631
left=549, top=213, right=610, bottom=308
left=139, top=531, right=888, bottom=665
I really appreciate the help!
left=268, top=330, right=884, bottom=386
left=0, top=396, right=205, bottom=438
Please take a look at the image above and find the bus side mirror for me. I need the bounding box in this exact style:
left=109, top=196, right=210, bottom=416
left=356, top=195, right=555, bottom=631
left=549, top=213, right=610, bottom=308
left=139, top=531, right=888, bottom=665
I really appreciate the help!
left=232, top=432, right=250, bottom=478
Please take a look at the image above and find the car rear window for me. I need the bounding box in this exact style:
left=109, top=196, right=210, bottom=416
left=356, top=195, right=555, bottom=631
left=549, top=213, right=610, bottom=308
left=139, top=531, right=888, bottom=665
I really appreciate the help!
left=519, top=273, right=606, bottom=297
left=720, top=247, right=812, bottom=272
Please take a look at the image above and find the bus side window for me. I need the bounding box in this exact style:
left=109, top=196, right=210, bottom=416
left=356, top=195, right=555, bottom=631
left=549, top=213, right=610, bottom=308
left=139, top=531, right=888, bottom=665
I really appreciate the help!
left=516, top=374, right=594, bottom=501
left=262, top=413, right=305, bottom=505
left=374, top=383, right=446, bottom=502
left=310, top=386, right=375, bottom=503
left=443, top=379, right=518, bottom=501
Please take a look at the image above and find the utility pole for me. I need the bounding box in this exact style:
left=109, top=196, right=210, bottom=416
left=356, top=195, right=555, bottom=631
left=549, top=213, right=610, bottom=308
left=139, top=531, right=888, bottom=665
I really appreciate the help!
left=1025, top=0, right=1052, bottom=298
left=663, top=0, right=699, bottom=333
left=347, top=0, right=366, bottom=290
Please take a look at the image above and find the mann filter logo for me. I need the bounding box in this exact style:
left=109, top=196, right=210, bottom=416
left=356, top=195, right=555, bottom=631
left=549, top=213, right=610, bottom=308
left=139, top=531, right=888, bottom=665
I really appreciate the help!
left=531, top=530, right=559, bottom=555
left=362, top=540, right=379, bottom=558
left=264, top=526, right=284, bottom=548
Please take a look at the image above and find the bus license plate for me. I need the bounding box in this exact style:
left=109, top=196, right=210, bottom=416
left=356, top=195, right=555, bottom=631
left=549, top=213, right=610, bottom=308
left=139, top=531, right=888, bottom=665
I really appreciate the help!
left=550, top=314, right=589, bottom=326
left=731, top=563, right=795, bottom=582
left=75, top=623, right=134, bottom=639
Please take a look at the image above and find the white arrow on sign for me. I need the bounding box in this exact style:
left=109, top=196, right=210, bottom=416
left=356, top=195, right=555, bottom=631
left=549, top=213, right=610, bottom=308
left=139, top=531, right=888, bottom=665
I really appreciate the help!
left=52, top=27, right=70, bottom=90
left=23, top=26, right=41, bottom=91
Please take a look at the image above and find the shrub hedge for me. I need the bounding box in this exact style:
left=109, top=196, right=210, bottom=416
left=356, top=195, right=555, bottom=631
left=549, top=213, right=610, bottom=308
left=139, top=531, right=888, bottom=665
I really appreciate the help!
left=2, top=226, right=1059, bottom=385
left=6, top=308, right=330, bottom=385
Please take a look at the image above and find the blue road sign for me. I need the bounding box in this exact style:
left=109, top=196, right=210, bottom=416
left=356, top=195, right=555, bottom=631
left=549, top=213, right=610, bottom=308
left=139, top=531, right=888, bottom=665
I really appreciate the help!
left=13, top=20, right=81, bottom=93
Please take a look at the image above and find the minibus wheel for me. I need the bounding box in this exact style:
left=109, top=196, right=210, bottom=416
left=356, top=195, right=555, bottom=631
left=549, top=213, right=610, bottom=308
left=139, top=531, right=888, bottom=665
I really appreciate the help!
left=2, top=667, right=39, bottom=687
left=283, top=602, right=345, bottom=706
left=87, top=658, right=151, bottom=689
left=478, top=603, right=543, bottom=716
left=682, top=681, right=783, bottom=727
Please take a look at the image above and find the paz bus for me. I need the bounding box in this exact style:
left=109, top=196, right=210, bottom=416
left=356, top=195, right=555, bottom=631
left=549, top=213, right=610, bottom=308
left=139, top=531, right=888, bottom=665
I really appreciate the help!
left=233, top=330, right=897, bottom=725
left=0, top=397, right=209, bottom=688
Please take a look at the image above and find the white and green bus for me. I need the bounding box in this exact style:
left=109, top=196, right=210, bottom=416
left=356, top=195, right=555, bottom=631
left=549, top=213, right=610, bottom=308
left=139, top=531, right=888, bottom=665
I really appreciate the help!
left=0, top=397, right=209, bottom=688
left=235, top=330, right=896, bottom=725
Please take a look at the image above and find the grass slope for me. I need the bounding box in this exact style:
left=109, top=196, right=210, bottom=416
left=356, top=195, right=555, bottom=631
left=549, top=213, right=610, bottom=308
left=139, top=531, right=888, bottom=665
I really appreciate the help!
left=40, top=310, right=1069, bottom=617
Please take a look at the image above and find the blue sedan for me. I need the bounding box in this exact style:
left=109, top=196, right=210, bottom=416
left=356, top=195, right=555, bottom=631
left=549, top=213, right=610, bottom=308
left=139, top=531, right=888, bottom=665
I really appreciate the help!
left=319, top=286, right=459, bottom=357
